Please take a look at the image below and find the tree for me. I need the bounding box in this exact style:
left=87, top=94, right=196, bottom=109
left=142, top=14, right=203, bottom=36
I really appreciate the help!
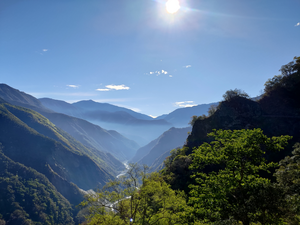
left=189, top=115, right=207, bottom=126
left=80, top=164, right=192, bottom=225
left=189, top=129, right=291, bottom=225
left=207, top=105, right=218, bottom=116
left=264, top=56, right=300, bottom=93
left=222, top=89, right=249, bottom=101
left=275, top=143, right=300, bottom=224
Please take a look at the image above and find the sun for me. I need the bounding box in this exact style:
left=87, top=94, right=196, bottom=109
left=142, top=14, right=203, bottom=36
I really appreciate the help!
left=166, top=0, right=180, bottom=14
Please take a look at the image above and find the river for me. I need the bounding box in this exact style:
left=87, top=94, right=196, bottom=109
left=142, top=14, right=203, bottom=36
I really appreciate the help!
left=116, top=161, right=130, bottom=178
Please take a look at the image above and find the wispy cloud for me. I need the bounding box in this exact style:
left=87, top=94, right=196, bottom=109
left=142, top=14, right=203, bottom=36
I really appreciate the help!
left=185, top=65, right=191, bottom=68
left=42, top=49, right=48, bottom=52
left=296, top=22, right=300, bottom=26
left=66, top=85, right=79, bottom=88
left=96, top=88, right=110, bottom=91
left=169, top=75, right=173, bottom=77
left=96, top=84, right=130, bottom=91
left=106, top=84, right=130, bottom=90
left=175, top=101, right=197, bottom=107
left=148, top=70, right=169, bottom=76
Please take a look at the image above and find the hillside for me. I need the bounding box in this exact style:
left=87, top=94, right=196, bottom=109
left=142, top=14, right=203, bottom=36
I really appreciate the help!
left=155, top=102, right=219, bottom=127
left=0, top=151, right=74, bottom=225
left=0, top=84, right=139, bottom=161
left=131, top=127, right=191, bottom=170
left=0, top=102, right=115, bottom=202
left=39, top=98, right=172, bottom=146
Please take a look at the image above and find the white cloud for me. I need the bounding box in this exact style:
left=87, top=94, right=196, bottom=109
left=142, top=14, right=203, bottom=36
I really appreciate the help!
left=106, top=84, right=130, bottom=90
left=149, top=115, right=157, bottom=118
left=149, top=70, right=169, bottom=76
left=169, top=75, right=173, bottom=77
left=42, top=49, right=48, bottom=52
left=96, top=88, right=110, bottom=91
left=296, top=22, right=300, bottom=26
left=175, top=101, right=197, bottom=107
left=66, top=85, right=79, bottom=88
left=185, top=65, right=191, bottom=68
left=96, top=84, right=130, bottom=91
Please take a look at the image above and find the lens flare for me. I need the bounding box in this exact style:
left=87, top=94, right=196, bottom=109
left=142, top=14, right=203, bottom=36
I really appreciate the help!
left=166, top=0, right=180, bottom=14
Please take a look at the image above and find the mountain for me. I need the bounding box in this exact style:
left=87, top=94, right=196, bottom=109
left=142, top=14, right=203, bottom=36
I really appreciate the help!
left=155, top=102, right=219, bottom=127
left=73, top=100, right=153, bottom=120
left=0, top=83, right=51, bottom=112
left=0, top=151, right=74, bottom=225
left=0, top=84, right=139, bottom=161
left=39, top=98, right=153, bottom=120
left=131, top=127, right=192, bottom=170
left=164, top=66, right=300, bottom=192
left=0, top=102, right=114, bottom=193
left=41, top=112, right=139, bottom=161
left=39, top=98, right=172, bottom=146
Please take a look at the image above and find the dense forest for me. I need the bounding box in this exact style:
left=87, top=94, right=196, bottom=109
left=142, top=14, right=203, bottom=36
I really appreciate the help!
left=0, top=56, right=299, bottom=224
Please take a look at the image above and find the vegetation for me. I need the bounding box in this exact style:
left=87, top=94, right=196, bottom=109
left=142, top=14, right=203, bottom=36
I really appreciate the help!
left=274, top=143, right=300, bottom=224
left=222, top=88, right=249, bottom=101
left=264, top=56, right=300, bottom=93
left=188, top=105, right=218, bottom=126
left=189, top=129, right=291, bottom=224
left=0, top=145, right=74, bottom=225
left=81, top=129, right=298, bottom=225
left=80, top=164, right=192, bottom=225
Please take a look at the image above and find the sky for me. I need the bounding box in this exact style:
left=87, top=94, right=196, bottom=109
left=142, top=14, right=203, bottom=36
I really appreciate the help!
left=0, top=0, right=299, bottom=117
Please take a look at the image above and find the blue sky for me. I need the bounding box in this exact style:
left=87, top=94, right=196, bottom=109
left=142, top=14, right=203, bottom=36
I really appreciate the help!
left=1, top=0, right=299, bottom=117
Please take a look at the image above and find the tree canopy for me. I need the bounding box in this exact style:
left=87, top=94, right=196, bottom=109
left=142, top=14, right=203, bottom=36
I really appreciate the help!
left=189, top=129, right=291, bottom=225
left=222, top=89, right=249, bottom=101
left=80, top=164, right=192, bottom=225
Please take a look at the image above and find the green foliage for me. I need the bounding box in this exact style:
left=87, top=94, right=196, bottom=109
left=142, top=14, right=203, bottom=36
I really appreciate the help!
left=80, top=164, right=192, bottom=225
left=188, top=105, right=219, bottom=126
left=0, top=148, right=74, bottom=225
left=162, top=147, right=193, bottom=193
left=207, top=105, right=218, bottom=116
left=275, top=143, right=300, bottom=224
left=189, top=115, right=207, bottom=126
left=264, top=75, right=284, bottom=93
left=222, top=89, right=249, bottom=101
left=189, top=129, right=291, bottom=225
left=264, top=56, right=300, bottom=93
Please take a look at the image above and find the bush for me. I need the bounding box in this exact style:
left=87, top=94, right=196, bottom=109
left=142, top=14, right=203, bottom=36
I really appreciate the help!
left=222, top=89, right=249, bottom=101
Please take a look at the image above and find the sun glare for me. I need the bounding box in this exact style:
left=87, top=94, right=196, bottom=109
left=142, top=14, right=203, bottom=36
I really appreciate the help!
left=166, top=0, right=180, bottom=14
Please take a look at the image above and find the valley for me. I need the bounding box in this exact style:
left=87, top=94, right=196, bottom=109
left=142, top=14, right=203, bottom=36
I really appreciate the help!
left=0, top=57, right=300, bottom=224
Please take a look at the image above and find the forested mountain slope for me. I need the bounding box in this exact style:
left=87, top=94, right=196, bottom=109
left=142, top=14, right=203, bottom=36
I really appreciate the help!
left=0, top=151, right=75, bottom=225
left=0, top=84, right=139, bottom=161
left=0, top=102, right=114, bottom=199
left=131, top=127, right=191, bottom=170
